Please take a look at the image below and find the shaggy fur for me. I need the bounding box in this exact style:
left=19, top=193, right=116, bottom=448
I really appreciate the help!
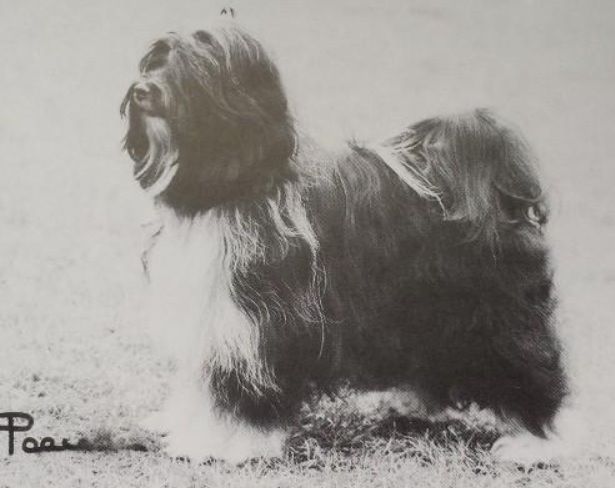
left=121, top=23, right=568, bottom=461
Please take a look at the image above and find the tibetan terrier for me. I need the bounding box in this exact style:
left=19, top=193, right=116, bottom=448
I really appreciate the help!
left=120, top=23, right=571, bottom=463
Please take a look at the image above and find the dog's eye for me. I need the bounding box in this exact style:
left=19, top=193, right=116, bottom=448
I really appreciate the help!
left=140, top=41, right=170, bottom=72
left=143, top=56, right=166, bottom=72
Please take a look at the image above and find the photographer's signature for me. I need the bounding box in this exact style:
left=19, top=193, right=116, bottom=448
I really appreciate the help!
left=0, top=412, right=79, bottom=455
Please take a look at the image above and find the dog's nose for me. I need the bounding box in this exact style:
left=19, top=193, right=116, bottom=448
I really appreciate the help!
left=132, top=83, right=151, bottom=105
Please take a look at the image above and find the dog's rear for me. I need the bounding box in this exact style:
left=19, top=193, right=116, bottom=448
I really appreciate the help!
left=382, top=109, right=548, bottom=242
left=365, top=109, right=567, bottom=436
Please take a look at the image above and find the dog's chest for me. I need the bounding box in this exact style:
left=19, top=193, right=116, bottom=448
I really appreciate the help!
left=150, top=210, right=225, bottom=299
left=144, top=209, right=229, bottom=363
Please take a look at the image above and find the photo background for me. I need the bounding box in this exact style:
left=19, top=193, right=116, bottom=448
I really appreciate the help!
left=1, top=0, right=614, bottom=484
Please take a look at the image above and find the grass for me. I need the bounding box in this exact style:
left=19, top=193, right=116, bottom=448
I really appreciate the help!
left=1, top=371, right=613, bottom=488
left=2, top=0, right=615, bottom=486
left=1, top=180, right=614, bottom=488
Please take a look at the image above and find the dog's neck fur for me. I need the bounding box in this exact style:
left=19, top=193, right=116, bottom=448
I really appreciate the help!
left=148, top=168, right=322, bottom=391
left=156, top=156, right=296, bottom=215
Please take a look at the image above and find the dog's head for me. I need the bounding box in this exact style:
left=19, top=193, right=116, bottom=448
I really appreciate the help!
left=120, top=24, right=296, bottom=210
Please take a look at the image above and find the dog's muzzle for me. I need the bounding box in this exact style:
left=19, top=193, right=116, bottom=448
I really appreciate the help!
left=132, top=82, right=156, bottom=113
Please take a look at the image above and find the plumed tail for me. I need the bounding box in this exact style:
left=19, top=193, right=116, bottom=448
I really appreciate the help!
left=381, top=108, right=548, bottom=245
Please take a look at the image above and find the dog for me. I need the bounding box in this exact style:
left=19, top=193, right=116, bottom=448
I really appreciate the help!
left=120, top=23, right=571, bottom=463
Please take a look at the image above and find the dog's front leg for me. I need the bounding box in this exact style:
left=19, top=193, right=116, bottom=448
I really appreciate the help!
left=154, top=369, right=286, bottom=464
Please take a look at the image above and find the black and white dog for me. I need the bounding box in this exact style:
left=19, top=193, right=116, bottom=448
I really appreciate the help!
left=121, top=23, right=571, bottom=463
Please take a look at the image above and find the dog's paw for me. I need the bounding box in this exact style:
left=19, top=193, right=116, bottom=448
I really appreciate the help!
left=491, top=433, right=566, bottom=465
left=139, top=410, right=176, bottom=434
left=164, top=430, right=217, bottom=463
left=223, top=426, right=285, bottom=463
left=492, top=407, right=587, bottom=465
left=163, top=423, right=285, bottom=464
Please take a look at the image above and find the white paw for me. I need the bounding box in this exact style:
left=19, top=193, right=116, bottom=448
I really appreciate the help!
left=163, top=422, right=285, bottom=464
left=145, top=373, right=287, bottom=463
left=164, top=429, right=216, bottom=462
left=491, top=432, right=568, bottom=465
left=164, top=427, right=285, bottom=464
left=492, top=407, right=587, bottom=465
left=223, top=426, right=285, bottom=463
left=139, top=410, right=177, bottom=434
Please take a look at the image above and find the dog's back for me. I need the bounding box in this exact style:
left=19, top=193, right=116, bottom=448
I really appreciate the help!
left=298, top=110, right=565, bottom=434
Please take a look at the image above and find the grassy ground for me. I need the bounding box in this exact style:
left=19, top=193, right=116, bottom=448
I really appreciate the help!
left=2, top=0, right=615, bottom=486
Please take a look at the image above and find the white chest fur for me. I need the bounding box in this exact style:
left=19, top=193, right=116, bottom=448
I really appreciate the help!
left=144, top=207, right=262, bottom=382
left=141, top=211, right=284, bottom=463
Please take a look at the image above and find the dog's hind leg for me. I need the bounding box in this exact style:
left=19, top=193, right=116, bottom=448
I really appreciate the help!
left=406, top=268, right=576, bottom=463
left=451, top=296, right=580, bottom=464
left=491, top=405, right=587, bottom=465
left=481, top=331, right=585, bottom=464
left=386, top=109, right=582, bottom=464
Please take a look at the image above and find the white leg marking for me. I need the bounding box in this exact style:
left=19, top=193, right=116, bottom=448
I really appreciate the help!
left=139, top=373, right=196, bottom=435
left=492, top=407, right=588, bottom=464
left=159, top=375, right=285, bottom=463
left=139, top=410, right=175, bottom=435
left=140, top=208, right=287, bottom=462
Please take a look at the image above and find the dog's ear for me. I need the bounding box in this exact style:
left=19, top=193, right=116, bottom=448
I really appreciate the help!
left=119, top=85, right=133, bottom=118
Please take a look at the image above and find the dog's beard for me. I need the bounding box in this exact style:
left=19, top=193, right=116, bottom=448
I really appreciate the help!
left=133, top=115, right=179, bottom=195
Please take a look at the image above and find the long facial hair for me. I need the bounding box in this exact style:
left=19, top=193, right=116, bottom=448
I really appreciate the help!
left=121, top=108, right=179, bottom=194
left=121, top=25, right=297, bottom=213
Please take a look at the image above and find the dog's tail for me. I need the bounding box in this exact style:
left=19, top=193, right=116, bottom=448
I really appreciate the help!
left=376, top=108, right=548, bottom=246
